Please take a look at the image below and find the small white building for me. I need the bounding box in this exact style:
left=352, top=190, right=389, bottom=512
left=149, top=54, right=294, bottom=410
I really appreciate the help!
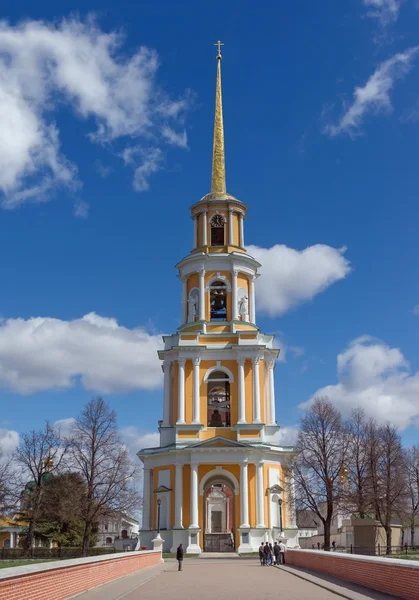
left=96, top=513, right=139, bottom=548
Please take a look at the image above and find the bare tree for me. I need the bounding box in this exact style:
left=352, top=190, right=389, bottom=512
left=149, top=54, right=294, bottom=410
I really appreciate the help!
left=404, top=445, right=419, bottom=547
left=70, top=398, right=140, bottom=556
left=13, top=422, right=68, bottom=553
left=0, top=448, right=16, bottom=514
left=344, top=408, right=372, bottom=518
left=291, top=397, right=349, bottom=550
left=368, top=421, right=406, bottom=554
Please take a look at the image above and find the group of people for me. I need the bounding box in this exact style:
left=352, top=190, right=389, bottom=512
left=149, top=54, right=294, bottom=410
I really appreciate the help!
left=258, top=540, right=286, bottom=566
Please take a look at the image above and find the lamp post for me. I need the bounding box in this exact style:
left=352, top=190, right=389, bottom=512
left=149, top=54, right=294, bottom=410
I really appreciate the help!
left=157, top=498, right=161, bottom=535
left=278, top=498, right=283, bottom=532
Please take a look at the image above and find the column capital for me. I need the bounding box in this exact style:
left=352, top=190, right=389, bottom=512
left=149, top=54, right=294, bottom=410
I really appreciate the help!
left=252, top=356, right=260, bottom=366
left=237, top=356, right=246, bottom=366
left=199, top=267, right=205, bottom=276
left=266, top=357, right=275, bottom=369
left=192, top=357, right=201, bottom=366
left=178, top=357, right=186, bottom=367
left=233, top=267, right=239, bottom=276
left=191, top=462, right=199, bottom=469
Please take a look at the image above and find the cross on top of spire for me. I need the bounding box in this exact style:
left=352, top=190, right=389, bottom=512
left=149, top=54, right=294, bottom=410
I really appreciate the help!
left=214, top=40, right=224, bottom=59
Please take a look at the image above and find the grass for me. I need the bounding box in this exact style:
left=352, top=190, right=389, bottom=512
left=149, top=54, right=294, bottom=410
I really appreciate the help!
left=0, top=559, right=58, bottom=569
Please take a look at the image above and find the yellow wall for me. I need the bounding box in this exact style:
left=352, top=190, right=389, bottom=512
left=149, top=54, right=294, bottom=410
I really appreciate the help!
left=244, top=359, right=253, bottom=423
left=187, top=273, right=199, bottom=295
left=152, top=465, right=176, bottom=529
left=233, top=211, right=240, bottom=247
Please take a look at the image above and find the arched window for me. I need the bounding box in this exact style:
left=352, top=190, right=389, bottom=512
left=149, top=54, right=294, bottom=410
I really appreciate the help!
left=207, top=371, right=231, bottom=427
left=210, top=280, right=227, bottom=321
left=105, top=537, right=112, bottom=545
left=210, top=214, right=225, bottom=246
left=121, top=529, right=128, bottom=538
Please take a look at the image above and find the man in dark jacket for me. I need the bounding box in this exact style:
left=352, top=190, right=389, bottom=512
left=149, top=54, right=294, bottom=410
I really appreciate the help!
left=176, top=543, right=184, bottom=571
left=273, top=541, right=280, bottom=565
left=258, top=543, right=264, bottom=565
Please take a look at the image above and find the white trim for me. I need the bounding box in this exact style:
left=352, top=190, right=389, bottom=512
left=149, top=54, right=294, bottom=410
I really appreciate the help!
left=203, top=365, right=234, bottom=383
left=205, top=273, right=232, bottom=292
left=199, top=466, right=239, bottom=495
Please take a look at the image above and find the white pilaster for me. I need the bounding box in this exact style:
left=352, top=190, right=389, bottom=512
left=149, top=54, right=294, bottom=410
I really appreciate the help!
left=240, top=462, right=250, bottom=528
left=199, top=269, right=205, bottom=321
left=10, top=531, right=15, bottom=549
left=232, top=268, right=238, bottom=320
left=239, top=213, right=244, bottom=247
left=174, top=464, right=183, bottom=529
left=142, top=468, right=151, bottom=530
left=192, top=357, right=201, bottom=423
left=163, top=360, right=171, bottom=427
left=182, top=278, right=187, bottom=324
left=177, top=358, right=186, bottom=424
left=256, top=461, right=266, bottom=528
left=237, top=357, right=246, bottom=424
left=193, top=215, right=198, bottom=248
left=228, top=208, right=234, bottom=245
left=190, top=463, right=199, bottom=528
left=202, top=210, right=208, bottom=246
left=249, top=275, right=256, bottom=324
left=268, top=359, right=276, bottom=425
left=252, top=357, right=262, bottom=423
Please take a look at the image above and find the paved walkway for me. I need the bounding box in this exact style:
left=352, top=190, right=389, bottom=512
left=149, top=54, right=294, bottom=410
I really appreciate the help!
left=74, top=558, right=399, bottom=600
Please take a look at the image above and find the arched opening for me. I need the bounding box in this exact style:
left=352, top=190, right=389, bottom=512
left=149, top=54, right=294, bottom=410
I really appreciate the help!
left=3, top=538, right=10, bottom=549
left=105, top=537, right=112, bottom=545
left=203, top=478, right=235, bottom=552
left=121, top=529, right=128, bottom=538
left=210, top=214, right=225, bottom=246
left=207, top=371, right=230, bottom=427
left=210, top=280, right=227, bottom=321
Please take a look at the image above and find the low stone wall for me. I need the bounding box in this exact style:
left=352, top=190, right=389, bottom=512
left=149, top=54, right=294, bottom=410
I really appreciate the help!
left=0, top=550, right=161, bottom=600
left=287, top=549, right=419, bottom=600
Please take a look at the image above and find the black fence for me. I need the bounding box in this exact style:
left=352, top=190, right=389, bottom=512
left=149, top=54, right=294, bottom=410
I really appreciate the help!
left=334, top=544, right=418, bottom=557
left=0, top=547, right=117, bottom=561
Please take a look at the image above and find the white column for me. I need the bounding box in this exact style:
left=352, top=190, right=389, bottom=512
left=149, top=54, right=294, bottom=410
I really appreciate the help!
left=162, top=361, right=171, bottom=427
left=256, top=461, right=266, bottom=527
left=177, top=358, right=186, bottom=424
left=239, top=213, right=244, bottom=247
left=193, top=215, right=198, bottom=248
left=268, top=359, right=276, bottom=425
left=10, top=531, right=15, bottom=549
left=252, top=357, right=262, bottom=423
left=240, top=462, right=250, bottom=528
left=249, top=275, right=256, bottom=324
left=202, top=210, right=208, bottom=246
left=199, top=269, right=205, bottom=321
left=142, top=468, right=151, bottom=530
left=232, top=268, right=238, bottom=320
left=190, top=463, right=199, bottom=528
left=228, top=208, right=234, bottom=245
left=174, top=464, right=183, bottom=528
left=192, top=357, right=201, bottom=423
left=182, top=278, right=187, bottom=324
left=237, top=357, right=246, bottom=424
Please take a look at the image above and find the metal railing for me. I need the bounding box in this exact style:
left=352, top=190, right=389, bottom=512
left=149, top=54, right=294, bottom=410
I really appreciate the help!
left=332, top=544, right=418, bottom=557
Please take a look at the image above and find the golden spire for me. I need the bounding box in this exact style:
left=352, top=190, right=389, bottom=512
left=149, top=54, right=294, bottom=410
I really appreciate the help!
left=211, top=40, right=226, bottom=195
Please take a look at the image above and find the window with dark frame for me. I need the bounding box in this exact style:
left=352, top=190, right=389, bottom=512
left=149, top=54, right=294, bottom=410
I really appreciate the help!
left=207, top=370, right=231, bottom=427
left=210, top=214, right=225, bottom=246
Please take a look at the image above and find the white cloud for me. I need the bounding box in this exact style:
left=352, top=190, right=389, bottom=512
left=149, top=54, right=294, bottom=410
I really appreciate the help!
left=121, top=147, right=163, bottom=192
left=0, top=17, right=189, bottom=208
left=248, top=244, right=351, bottom=317
left=325, top=47, right=419, bottom=137
left=278, top=425, right=299, bottom=446
left=0, top=429, right=19, bottom=455
left=54, top=417, right=76, bottom=438
left=413, top=304, right=419, bottom=315
left=121, top=426, right=159, bottom=462
left=0, top=312, right=163, bottom=394
left=363, top=0, right=401, bottom=25
left=301, top=335, right=419, bottom=429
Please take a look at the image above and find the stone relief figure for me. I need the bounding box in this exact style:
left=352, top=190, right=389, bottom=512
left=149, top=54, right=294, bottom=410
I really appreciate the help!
left=188, top=289, right=199, bottom=322
left=237, top=288, right=249, bottom=321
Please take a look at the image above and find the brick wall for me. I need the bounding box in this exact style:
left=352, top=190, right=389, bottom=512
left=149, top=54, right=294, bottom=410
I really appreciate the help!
left=287, top=549, right=419, bottom=600
left=0, top=550, right=161, bottom=600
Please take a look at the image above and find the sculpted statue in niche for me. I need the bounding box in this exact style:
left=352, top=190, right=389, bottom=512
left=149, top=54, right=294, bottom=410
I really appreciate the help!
left=188, top=289, right=199, bottom=322
left=237, top=287, right=249, bottom=321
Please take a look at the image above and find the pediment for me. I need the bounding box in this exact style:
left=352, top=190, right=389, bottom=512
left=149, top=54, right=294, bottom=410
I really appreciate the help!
left=153, top=485, right=172, bottom=493
left=268, top=484, right=284, bottom=494
left=189, top=436, right=249, bottom=449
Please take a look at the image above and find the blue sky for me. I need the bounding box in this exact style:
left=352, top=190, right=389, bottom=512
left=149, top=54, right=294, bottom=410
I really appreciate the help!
left=1, top=0, right=419, bottom=456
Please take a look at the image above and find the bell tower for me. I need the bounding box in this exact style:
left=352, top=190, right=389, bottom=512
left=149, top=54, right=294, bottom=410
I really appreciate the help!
left=138, top=44, right=297, bottom=555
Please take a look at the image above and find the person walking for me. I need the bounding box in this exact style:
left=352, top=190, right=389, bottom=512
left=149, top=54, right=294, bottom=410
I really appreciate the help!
left=176, top=543, right=184, bottom=571
left=258, top=543, right=264, bottom=566
left=269, top=543, right=274, bottom=566
left=273, top=541, right=280, bottom=565
left=263, top=541, right=271, bottom=566
left=332, top=540, right=337, bottom=552
left=278, top=540, right=286, bottom=565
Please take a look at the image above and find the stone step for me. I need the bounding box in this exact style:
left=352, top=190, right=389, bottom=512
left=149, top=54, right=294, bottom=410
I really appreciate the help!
left=198, top=552, right=241, bottom=559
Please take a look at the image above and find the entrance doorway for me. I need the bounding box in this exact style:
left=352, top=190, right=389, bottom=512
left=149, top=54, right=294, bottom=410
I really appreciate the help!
left=203, top=480, right=235, bottom=552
